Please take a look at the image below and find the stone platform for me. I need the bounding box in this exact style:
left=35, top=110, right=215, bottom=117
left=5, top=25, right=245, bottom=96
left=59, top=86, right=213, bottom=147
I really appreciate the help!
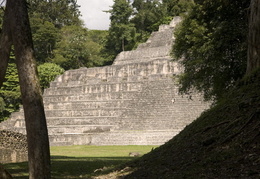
left=0, top=17, right=210, bottom=146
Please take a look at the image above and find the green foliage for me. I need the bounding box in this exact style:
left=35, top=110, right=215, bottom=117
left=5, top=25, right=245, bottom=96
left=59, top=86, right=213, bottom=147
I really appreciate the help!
left=51, top=26, right=107, bottom=70
left=32, top=20, right=59, bottom=63
left=27, top=0, right=82, bottom=28
left=27, top=0, right=83, bottom=64
left=172, top=0, right=250, bottom=101
left=0, top=60, right=21, bottom=121
left=51, top=25, right=88, bottom=69
left=104, top=0, right=136, bottom=60
left=37, top=63, right=65, bottom=89
left=87, top=30, right=112, bottom=65
left=0, top=97, right=4, bottom=111
left=163, top=0, right=194, bottom=17
left=109, top=0, right=133, bottom=24
left=131, top=0, right=167, bottom=34
left=1, top=1, right=108, bottom=121
left=88, top=30, right=108, bottom=46
left=107, top=23, right=136, bottom=52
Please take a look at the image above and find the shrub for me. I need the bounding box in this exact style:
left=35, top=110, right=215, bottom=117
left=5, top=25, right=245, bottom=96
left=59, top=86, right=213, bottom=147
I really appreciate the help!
left=38, top=63, right=65, bottom=89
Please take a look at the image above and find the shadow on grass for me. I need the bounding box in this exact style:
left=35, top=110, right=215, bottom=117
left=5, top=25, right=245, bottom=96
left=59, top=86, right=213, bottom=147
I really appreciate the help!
left=4, top=156, right=134, bottom=179
left=3, top=162, right=29, bottom=179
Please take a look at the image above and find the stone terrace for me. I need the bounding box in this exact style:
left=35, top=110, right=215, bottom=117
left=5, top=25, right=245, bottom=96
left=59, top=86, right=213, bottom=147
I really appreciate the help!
left=0, top=17, right=210, bottom=146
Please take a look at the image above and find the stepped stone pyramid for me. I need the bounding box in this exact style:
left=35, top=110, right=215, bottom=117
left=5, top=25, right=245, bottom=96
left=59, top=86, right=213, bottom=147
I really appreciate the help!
left=0, top=17, right=210, bottom=146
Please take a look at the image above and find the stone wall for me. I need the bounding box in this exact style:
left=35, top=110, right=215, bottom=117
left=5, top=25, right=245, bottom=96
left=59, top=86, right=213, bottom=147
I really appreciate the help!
left=0, top=130, right=28, bottom=163
left=0, top=17, right=210, bottom=146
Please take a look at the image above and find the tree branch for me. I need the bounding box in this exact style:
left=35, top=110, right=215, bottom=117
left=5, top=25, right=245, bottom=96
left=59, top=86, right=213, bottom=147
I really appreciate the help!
left=0, top=0, right=12, bottom=88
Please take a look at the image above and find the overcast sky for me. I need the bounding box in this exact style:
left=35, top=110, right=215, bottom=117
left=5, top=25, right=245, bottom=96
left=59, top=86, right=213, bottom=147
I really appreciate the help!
left=77, top=0, right=114, bottom=30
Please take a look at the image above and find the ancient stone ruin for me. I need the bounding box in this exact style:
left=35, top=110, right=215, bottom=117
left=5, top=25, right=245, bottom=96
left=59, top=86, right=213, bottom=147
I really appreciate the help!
left=0, top=130, right=28, bottom=163
left=0, top=17, right=210, bottom=147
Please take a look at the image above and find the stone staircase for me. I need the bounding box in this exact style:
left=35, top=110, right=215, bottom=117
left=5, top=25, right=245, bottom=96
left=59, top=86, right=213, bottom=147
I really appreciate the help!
left=0, top=17, right=210, bottom=146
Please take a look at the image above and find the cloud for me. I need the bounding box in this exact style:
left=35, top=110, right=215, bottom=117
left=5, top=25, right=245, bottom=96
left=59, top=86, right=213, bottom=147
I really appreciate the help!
left=77, top=0, right=114, bottom=30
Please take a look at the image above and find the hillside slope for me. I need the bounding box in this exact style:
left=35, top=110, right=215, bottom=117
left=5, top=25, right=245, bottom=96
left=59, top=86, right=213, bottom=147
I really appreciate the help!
left=95, top=70, right=260, bottom=178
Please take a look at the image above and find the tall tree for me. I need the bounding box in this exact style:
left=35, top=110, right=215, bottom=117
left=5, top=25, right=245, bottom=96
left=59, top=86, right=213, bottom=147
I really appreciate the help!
left=32, top=21, right=59, bottom=63
left=163, top=0, right=194, bottom=17
left=51, top=25, right=106, bottom=70
left=173, top=0, right=250, bottom=101
left=247, top=0, right=260, bottom=74
left=0, top=59, right=21, bottom=121
left=27, top=0, right=82, bottom=63
left=104, top=0, right=136, bottom=60
left=0, top=1, right=12, bottom=88
left=0, top=0, right=51, bottom=178
left=131, top=0, right=167, bottom=42
left=27, top=0, right=82, bottom=28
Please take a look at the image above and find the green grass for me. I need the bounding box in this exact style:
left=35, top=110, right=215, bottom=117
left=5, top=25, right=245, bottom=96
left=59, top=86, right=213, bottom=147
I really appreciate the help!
left=3, top=145, right=157, bottom=178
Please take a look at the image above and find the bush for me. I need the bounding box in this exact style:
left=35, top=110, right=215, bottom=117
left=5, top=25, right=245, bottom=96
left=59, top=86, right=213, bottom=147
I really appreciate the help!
left=38, top=63, right=65, bottom=89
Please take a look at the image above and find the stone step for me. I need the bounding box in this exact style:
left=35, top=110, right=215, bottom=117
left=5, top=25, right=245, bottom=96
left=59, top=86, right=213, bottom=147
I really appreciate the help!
left=3, top=124, right=116, bottom=136
left=91, top=130, right=179, bottom=145
left=48, top=130, right=180, bottom=146
left=2, top=96, right=206, bottom=131
left=43, top=76, right=178, bottom=100
left=50, top=141, right=72, bottom=146
left=49, top=72, right=175, bottom=90
left=44, top=108, right=123, bottom=118
left=43, top=91, right=141, bottom=102
left=46, top=116, right=119, bottom=126
left=44, top=81, right=145, bottom=96
left=46, top=115, right=194, bottom=130
left=43, top=88, right=141, bottom=102
left=44, top=100, right=132, bottom=110
left=113, top=50, right=172, bottom=65
left=50, top=59, right=177, bottom=87
left=137, top=29, right=174, bottom=49
left=0, top=116, right=120, bottom=132
left=47, top=124, right=115, bottom=135
left=49, top=133, right=92, bottom=146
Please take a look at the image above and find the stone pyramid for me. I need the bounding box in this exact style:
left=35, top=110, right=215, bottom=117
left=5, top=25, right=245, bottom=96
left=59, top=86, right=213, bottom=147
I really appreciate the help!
left=0, top=17, right=210, bottom=146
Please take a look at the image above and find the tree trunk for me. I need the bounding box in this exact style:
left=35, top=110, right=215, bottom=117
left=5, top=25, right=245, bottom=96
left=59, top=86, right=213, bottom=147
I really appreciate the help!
left=8, top=0, right=51, bottom=178
left=0, top=1, right=12, bottom=87
left=122, top=38, right=125, bottom=51
left=247, top=0, right=260, bottom=74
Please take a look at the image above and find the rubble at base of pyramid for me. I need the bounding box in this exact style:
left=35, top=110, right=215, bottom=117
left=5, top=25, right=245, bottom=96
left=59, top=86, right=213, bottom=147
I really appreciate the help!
left=0, top=17, right=210, bottom=146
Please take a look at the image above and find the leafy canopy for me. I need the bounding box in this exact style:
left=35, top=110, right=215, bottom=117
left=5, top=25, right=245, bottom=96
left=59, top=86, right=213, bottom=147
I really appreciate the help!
left=31, top=20, right=59, bottom=63
left=163, top=0, right=194, bottom=17
left=38, top=63, right=65, bottom=89
left=51, top=25, right=107, bottom=70
left=131, top=0, right=167, bottom=43
left=173, top=0, right=250, bottom=101
left=27, top=0, right=82, bottom=28
left=0, top=55, right=21, bottom=121
left=104, top=0, right=136, bottom=61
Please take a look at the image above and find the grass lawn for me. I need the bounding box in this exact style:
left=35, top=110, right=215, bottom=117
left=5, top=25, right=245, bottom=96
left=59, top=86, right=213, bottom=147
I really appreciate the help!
left=3, top=145, right=157, bottom=178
